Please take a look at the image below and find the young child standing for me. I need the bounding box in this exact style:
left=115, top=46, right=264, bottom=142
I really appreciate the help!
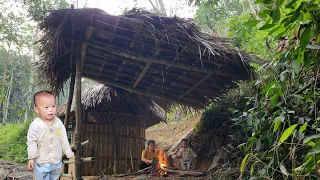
left=173, top=139, right=197, bottom=170
left=27, top=90, right=74, bottom=180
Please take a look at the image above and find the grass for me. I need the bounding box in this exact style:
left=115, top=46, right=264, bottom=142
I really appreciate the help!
left=0, top=122, right=30, bottom=164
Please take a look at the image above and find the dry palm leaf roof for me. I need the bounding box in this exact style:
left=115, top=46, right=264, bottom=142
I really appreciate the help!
left=57, top=83, right=166, bottom=127
left=36, top=8, right=260, bottom=108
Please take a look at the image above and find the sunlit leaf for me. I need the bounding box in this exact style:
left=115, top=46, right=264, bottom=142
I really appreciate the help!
left=278, top=124, right=298, bottom=146
left=303, top=134, right=320, bottom=144
left=245, top=19, right=260, bottom=27
left=299, top=122, right=308, bottom=133
left=240, top=154, right=250, bottom=173
left=285, top=0, right=298, bottom=9
left=273, top=119, right=282, bottom=132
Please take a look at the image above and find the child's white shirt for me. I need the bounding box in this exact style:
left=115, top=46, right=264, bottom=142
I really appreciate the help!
left=27, top=116, right=74, bottom=164
left=174, top=147, right=197, bottom=162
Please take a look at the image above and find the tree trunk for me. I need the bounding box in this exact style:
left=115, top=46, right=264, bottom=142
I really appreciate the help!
left=149, top=0, right=167, bottom=16
left=247, top=0, right=261, bottom=20
left=1, top=48, right=10, bottom=126
left=3, top=69, right=13, bottom=125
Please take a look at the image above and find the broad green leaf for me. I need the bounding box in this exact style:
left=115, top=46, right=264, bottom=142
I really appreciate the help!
left=277, top=0, right=285, bottom=6
left=268, top=26, right=281, bottom=35
left=278, top=124, right=298, bottom=146
left=307, top=141, right=316, bottom=147
left=279, top=163, right=289, bottom=176
left=259, top=23, right=275, bottom=30
left=258, top=11, right=269, bottom=18
left=271, top=94, right=280, bottom=109
left=299, top=122, right=308, bottom=133
left=255, top=0, right=264, bottom=4
left=245, top=143, right=253, bottom=152
left=274, top=115, right=285, bottom=132
left=307, top=146, right=320, bottom=156
left=260, top=82, right=276, bottom=94
left=285, top=0, right=298, bottom=9
left=303, top=51, right=311, bottom=69
left=272, top=7, right=281, bottom=24
left=248, top=137, right=257, bottom=141
left=300, top=27, right=311, bottom=49
left=303, top=134, right=320, bottom=144
left=273, top=30, right=287, bottom=41
left=273, top=119, right=282, bottom=132
left=285, top=11, right=300, bottom=26
left=245, top=19, right=260, bottom=27
left=240, top=154, right=250, bottom=173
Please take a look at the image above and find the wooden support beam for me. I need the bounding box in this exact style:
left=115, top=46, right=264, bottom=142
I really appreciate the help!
left=133, top=48, right=162, bottom=88
left=83, top=73, right=190, bottom=105
left=64, top=74, right=75, bottom=127
left=84, top=40, right=237, bottom=78
left=74, top=48, right=84, bottom=180
left=178, top=73, right=212, bottom=99
left=81, top=26, right=94, bottom=68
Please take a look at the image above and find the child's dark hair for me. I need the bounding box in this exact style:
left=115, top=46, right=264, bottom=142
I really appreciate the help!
left=181, top=139, right=188, bottom=143
left=147, top=140, right=155, bottom=146
left=34, top=90, right=55, bottom=107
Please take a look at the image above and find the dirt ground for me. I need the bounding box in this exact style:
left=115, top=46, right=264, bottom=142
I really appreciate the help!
left=146, top=116, right=200, bottom=151
left=108, top=174, right=206, bottom=180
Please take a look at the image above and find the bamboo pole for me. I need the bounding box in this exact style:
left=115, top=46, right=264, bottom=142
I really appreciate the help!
left=64, top=74, right=75, bottom=127
left=74, top=46, right=83, bottom=180
left=178, top=73, right=212, bottom=99
left=82, top=73, right=193, bottom=105
left=133, top=48, right=162, bottom=88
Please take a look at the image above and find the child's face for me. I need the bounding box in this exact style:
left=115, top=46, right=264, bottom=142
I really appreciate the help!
left=148, top=143, right=155, bottom=151
left=34, top=95, right=57, bottom=122
left=181, top=141, right=188, bottom=148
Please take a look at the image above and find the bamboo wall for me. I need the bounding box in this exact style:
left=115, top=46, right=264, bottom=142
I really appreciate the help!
left=66, top=112, right=146, bottom=176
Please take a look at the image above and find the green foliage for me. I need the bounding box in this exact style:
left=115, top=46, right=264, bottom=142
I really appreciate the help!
left=0, top=121, right=31, bottom=163
left=192, top=0, right=320, bottom=179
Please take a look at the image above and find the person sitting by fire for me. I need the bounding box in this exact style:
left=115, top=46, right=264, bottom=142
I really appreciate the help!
left=139, top=140, right=158, bottom=170
left=172, top=139, right=197, bottom=170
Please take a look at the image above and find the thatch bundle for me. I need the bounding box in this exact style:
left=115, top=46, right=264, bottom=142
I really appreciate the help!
left=36, top=8, right=259, bottom=108
left=57, top=83, right=166, bottom=127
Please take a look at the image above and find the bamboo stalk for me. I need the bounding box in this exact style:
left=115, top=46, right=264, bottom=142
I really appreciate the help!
left=83, top=73, right=191, bottom=105
left=178, top=73, right=212, bottom=99
left=74, top=45, right=83, bottom=180
left=64, top=74, right=75, bottom=127
left=133, top=48, right=162, bottom=88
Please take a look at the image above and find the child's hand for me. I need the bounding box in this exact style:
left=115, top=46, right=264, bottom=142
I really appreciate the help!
left=28, top=159, right=34, bottom=170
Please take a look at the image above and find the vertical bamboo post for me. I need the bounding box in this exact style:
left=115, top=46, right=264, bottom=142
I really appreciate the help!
left=64, top=74, right=75, bottom=127
left=74, top=48, right=83, bottom=179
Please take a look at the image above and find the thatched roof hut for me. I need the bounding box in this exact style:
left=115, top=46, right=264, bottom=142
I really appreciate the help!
left=57, top=84, right=166, bottom=176
left=36, top=8, right=259, bottom=108
left=57, top=83, right=165, bottom=127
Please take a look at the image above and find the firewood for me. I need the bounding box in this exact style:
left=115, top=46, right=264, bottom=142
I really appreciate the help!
left=160, top=166, right=205, bottom=177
